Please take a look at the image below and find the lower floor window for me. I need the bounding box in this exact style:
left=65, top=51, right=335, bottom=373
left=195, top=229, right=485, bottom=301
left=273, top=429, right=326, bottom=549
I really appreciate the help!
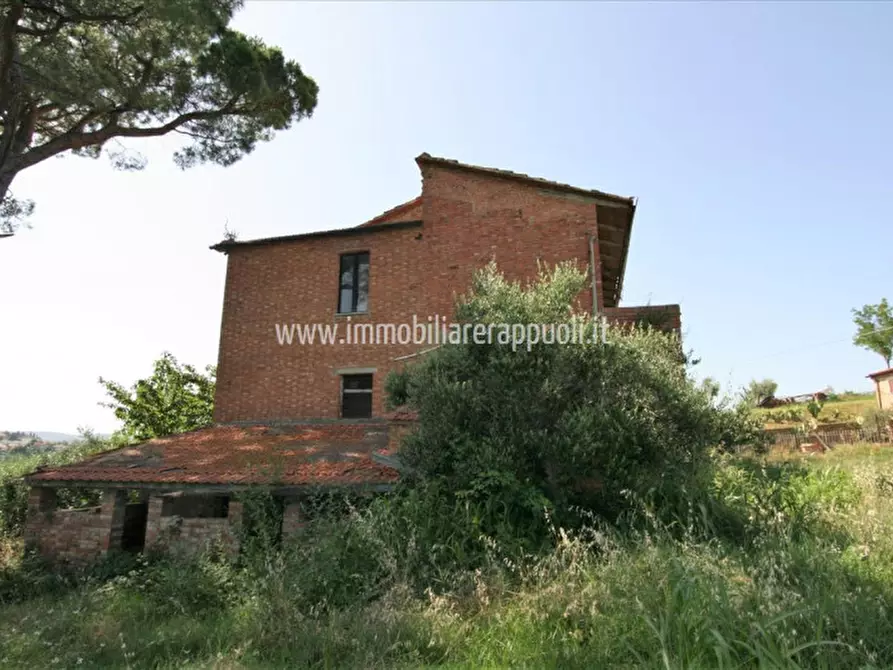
left=161, top=495, right=229, bottom=518
left=341, top=373, right=373, bottom=418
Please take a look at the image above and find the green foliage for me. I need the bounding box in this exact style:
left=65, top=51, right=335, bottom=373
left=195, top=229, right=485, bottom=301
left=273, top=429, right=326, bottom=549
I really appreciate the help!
left=0, top=0, right=319, bottom=232
left=99, top=352, right=215, bottom=441
left=238, top=489, right=284, bottom=557
left=0, top=431, right=118, bottom=538
left=861, top=406, right=892, bottom=434
left=744, top=378, right=779, bottom=407
left=2, top=449, right=893, bottom=668
left=699, top=376, right=722, bottom=401
left=755, top=393, right=877, bottom=427
left=852, top=298, right=893, bottom=367
left=389, top=261, right=763, bottom=530
left=805, top=396, right=825, bottom=422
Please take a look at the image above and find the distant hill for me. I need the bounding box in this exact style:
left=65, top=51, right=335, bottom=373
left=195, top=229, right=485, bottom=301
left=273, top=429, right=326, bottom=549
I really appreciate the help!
left=33, top=431, right=83, bottom=443
left=0, top=430, right=110, bottom=453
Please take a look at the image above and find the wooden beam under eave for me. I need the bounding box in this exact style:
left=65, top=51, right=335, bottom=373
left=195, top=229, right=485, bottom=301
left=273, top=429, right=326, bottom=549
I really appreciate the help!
left=23, top=479, right=397, bottom=495
left=596, top=220, right=628, bottom=234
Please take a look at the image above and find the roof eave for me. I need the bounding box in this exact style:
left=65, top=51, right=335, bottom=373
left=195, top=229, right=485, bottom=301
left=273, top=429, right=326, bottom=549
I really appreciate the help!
left=612, top=198, right=636, bottom=307
left=210, top=220, right=424, bottom=253
left=415, top=152, right=634, bottom=206
left=23, top=477, right=397, bottom=494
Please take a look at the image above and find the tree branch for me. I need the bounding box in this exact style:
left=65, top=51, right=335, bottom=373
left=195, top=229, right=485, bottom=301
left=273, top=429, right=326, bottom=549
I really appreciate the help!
left=16, top=3, right=144, bottom=38
left=11, top=100, right=242, bottom=172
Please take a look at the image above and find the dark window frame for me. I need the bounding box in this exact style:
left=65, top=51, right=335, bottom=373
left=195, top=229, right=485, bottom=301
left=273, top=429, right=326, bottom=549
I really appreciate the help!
left=341, top=373, right=373, bottom=419
left=337, top=251, right=370, bottom=314
left=161, top=495, right=230, bottom=519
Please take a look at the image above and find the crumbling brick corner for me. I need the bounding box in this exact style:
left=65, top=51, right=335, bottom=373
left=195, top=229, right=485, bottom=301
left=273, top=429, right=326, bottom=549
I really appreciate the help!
left=23, top=487, right=127, bottom=567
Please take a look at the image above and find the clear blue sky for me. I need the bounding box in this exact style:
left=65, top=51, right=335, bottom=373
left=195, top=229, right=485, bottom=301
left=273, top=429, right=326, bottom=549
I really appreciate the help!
left=2, top=2, right=891, bottom=433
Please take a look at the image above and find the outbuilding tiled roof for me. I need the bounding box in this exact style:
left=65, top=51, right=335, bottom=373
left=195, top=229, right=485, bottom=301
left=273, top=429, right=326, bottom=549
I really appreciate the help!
left=27, top=423, right=400, bottom=488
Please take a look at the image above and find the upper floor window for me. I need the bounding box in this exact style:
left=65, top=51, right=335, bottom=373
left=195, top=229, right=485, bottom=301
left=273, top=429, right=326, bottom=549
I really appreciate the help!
left=338, top=252, right=369, bottom=314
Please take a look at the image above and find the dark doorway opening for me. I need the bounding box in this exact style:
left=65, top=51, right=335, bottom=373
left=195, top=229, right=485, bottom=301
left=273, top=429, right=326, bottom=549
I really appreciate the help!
left=121, top=502, right=149, bottom=553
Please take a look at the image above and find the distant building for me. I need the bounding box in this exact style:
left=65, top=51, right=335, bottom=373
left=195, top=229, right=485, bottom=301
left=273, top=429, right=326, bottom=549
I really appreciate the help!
left=868, top=367, right=893, bottom=411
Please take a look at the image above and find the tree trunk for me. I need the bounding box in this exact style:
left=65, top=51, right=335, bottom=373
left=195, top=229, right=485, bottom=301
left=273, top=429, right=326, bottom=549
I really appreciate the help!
left=0, top=170, right=17, bottom=204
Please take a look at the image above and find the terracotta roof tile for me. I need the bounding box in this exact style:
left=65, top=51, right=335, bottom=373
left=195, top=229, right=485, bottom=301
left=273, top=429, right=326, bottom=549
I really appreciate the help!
left=28, top=423, right=399, bottom=487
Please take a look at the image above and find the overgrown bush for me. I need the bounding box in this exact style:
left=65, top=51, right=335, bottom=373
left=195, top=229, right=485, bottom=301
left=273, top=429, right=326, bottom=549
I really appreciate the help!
left=861, top=406, right=892, bottom=436
left=387, top=262, right=762, bottom=539
left=0, top=432, right=118, bottom=538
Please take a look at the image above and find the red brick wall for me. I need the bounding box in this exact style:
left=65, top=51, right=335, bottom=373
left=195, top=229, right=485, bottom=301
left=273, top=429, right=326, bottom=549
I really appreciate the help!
left=24, top=488, right=125, bottom=566
left=215, top=225, right=427, bottom=422
left=213, top=162, right=673, bottom=423
left=603, top=305, right=682, bottom=332
left=281, top=502, right=305, bottom=539
left=144, top=495, right=241, bottom=557
left=418, top=163, right=601, bottom=318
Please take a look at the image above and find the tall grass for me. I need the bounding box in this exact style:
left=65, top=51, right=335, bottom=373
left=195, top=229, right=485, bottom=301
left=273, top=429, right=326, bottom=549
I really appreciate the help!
left=0, top=446, right=892, bottom=668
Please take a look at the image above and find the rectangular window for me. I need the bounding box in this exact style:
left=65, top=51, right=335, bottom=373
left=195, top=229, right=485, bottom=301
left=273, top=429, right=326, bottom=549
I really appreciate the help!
left=161, top=495, right=229, bottom=519
left=341, top=373, right=373, bottom=418
left=338, top=252, right=370, bottom=314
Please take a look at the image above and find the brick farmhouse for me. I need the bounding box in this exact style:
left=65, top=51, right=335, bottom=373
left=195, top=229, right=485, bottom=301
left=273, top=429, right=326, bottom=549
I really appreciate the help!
left=24, top=154, right=681, bottom=564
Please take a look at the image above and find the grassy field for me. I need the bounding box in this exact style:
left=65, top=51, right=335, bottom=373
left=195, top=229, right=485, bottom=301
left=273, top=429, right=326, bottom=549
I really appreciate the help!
left=753, top=392, right=877, bottom=428
left=0, top=444, right=893, bottom=668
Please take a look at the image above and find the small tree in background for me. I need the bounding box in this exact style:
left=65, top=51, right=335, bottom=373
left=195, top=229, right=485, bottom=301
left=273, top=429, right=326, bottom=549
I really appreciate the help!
left=743, top=378, right=778, bottom=407
left=100, top=352, right=216, bottom=441
left=853, top=299, right=893, bottom=368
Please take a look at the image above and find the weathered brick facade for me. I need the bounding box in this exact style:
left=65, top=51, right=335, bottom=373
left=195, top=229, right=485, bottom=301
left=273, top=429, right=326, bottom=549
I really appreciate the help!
left=23, top=153, right=680, bottom=566
left=24, top=488, right=244, bottom=565
left=212, top=154, right=680, bottom=423
left=144, top=496, right=242, bottom=557
left=24, top=488, right=128, bottom=566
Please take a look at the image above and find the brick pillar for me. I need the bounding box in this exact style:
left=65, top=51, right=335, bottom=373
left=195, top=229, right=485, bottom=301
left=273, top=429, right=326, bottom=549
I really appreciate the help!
left=100, top=489, right=128, bottom=553
left=144, top=495, right=165, bottom=549
left=23, top=486, right=57, bottom=549
left=226, top=501, right=243, bottom=556
left=281, top=502, right=305, bottom=539
left=227, top=501, right=243, bottom=531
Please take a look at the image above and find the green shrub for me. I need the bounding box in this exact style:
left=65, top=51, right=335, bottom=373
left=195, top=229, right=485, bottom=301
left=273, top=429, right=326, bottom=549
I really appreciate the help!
left=0, top=433, right=117, bottom=538
left=861, top=406, right=892, bottom=435
left=389, top=262, right=763, bottom=534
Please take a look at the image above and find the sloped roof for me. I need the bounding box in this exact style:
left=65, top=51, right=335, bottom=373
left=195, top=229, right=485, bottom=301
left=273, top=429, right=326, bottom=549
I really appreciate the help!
left=868, top=367, right=893, bottom=380
left=210, top=220, right=421, bottom=253
left=415, top=153, right=634, bottom=205
left=27, top=423, right=400, bottom=489
left=357, top=196, right=423, bottom=228
left=414, top=153, right=636, bottom=307
left=209, top=153, right=637, bottom=307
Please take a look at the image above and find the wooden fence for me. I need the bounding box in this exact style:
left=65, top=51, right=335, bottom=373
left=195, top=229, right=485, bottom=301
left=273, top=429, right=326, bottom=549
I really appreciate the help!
left=764, top=422, right=892, bottom=450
